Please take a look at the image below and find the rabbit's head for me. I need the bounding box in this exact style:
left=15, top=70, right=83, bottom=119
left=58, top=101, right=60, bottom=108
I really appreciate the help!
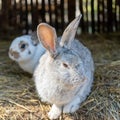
left=37, top=15, right=85, bottom=84
left=9, top=35, right=38, bottom=63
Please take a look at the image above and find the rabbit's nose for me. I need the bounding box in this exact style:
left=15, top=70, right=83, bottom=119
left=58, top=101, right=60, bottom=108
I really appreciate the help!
left=9, top=48, right=20, bottom=59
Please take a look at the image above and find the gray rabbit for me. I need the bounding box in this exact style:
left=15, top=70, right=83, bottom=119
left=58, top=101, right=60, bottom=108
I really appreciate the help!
left=34, top=15, right=94, bottom=119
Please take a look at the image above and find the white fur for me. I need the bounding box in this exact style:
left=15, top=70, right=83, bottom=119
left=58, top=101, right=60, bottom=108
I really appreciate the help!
left=34, top=15, right=94, bottom=119
left=9, top=35, right=45, bottom=74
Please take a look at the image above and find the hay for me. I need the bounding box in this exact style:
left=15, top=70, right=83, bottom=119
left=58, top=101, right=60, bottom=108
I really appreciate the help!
left=0, top=35, right=120, bottom=120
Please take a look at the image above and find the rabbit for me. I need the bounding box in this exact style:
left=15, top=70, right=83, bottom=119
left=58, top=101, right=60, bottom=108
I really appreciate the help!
left=8, top=32, right=45, bottom=74
left=34, top=14, right=94, bottom=119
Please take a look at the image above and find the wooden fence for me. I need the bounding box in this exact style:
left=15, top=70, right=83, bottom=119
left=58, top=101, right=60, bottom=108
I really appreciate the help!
left=0, top=0, right=120, bottom=34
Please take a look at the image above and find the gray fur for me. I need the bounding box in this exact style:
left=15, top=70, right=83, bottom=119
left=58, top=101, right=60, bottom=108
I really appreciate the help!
left=34, top=15, right=94, bottom=119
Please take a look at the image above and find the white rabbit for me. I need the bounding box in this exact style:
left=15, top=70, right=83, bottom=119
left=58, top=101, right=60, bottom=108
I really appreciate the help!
left=34, top=15, right=94, bottom=119
left=9, top=32, right=45, bottom=74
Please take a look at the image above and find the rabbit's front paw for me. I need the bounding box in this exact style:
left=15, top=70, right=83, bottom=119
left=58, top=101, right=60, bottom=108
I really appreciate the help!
left=63, top=97, right=80, bottom=113
left=48, top=104, right=61, bottom=120
left=41, top=98, right=47, bottom=103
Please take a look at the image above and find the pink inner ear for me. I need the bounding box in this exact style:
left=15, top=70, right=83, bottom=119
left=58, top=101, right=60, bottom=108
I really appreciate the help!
left=38, top=25, right=55, bottom=52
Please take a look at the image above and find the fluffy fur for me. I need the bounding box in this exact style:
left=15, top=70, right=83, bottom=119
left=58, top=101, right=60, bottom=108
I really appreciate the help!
left=34, top=15, right=94, bottom=119
left=9, top=35, right=45, bottom=74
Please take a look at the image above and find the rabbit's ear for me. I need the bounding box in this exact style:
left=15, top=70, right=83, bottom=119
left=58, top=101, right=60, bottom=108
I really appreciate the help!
left=37, top=23, right=57, bottom=55
left=31, top=31, right=39, bottom=46
left=60, top=14, right=82, bottom=48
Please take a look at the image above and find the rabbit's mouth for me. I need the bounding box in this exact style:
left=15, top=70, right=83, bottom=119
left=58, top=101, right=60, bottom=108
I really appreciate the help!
left=9, top=49, right=20, bottom=59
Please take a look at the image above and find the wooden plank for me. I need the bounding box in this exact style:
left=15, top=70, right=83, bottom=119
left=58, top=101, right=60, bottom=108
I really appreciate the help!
left=36, top=0, right=38, bottom=7
left=48, top=0, right=52, bottom=25
left=30, top=0, right=33, bottom=30
left=54, top=0, right=58, bottom=30
left=116, top=0, right=120, bottom=6
left=41, top=0, right=45, bottom=22
left=34, top=0, right=39, bottom=28
left=107, top=0, right=113, bottom=32
left=60, top=0, right=64, bottom=31
left=1, top=0, right=11, bottom=29
left=85, top=0, right=88, bottom=33
left=19, top=0, right=22, bottom=23
left=91, top=0, right=95, bottom=33
left=119, top=2, right=120, bottom=30
left=68, top=0, right=75, bottom=22
left=102, top=0, right=105, bottom=32
left=13, top=0, right=17, bottom=26
left=79, top=0, right=85, bottom=32
left=25, top=0, right=28, bottom=33
left=97, top=0, right=100, bottom=32
left=114, top=0, right=117, bottom=31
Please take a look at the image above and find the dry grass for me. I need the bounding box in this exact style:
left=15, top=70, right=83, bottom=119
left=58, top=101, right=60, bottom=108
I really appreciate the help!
left=0, top=34, right=120, bottom=120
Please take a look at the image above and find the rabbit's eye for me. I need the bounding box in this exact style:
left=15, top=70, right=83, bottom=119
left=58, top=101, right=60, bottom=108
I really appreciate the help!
left=21, top=44, right=26, bottom=49
left=62, top=63, right=69, bottom=68
left=19, top=41, right=28, bottom=52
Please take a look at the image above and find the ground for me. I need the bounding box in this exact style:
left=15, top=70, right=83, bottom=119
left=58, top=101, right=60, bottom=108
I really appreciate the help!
left=0, top=33, right=120, bottom=120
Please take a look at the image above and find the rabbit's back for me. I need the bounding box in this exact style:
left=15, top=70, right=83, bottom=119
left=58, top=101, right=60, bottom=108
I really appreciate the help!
left=72, top=39, right=94, bottom=78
